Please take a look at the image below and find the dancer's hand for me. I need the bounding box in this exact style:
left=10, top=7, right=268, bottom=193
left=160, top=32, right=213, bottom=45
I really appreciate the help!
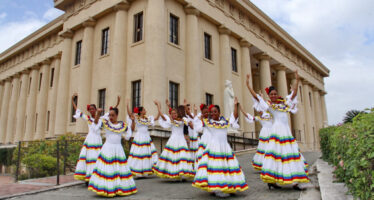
left=234, top=97, right=239, bottom=105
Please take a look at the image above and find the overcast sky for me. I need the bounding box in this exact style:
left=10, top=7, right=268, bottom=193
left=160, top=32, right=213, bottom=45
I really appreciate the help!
left=0, top=1, right=373, bottom=125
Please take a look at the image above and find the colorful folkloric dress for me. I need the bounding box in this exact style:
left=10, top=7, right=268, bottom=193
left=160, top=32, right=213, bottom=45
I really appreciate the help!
left=88, top=118, right=137, bottom=197
left=187, top=114, right=199, bottom=162
left=73, top=109, right=103, bottom=182
left=127, top=116, right=158, bottom=177
left=153, top=115, right=195, bottom=179
left=193, top=113, right=212, bottom=170
left=243, top=112, right=273, bottom=171
left=254, top=93, right=309, bottom=185
left=192, top=114, right=249, bottom=194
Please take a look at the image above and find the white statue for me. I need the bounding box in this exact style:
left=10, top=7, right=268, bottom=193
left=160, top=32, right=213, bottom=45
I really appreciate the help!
left=224, top=80, right=235, bottom=118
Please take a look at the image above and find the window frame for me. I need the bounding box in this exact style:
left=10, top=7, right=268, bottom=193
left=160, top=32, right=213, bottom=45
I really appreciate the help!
left=75, top=40, right=82, bottom=66
left=98, top=88, right=106, bottom=111
left=132, top=80, right=141, bottom=110
left=169, top=82, right=179, bottom=109
left=101, top=28, right=110, bottom=56
left=231, top=47, right=238, bottom=72
left=205, top=93, right=214, bottom=105
left=169, top=14, right=179, bottom=45
left=50, top=68, right=55, bottom=88
left=71, top=96, right=78, bottom=123
left=204, top=32, right=212, bottom=60
left=133, top=12, right=144, bottom=43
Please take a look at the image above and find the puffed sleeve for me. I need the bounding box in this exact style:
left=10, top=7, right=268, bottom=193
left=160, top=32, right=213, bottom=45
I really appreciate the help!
left=148, top=116, right=155, bottom=126
left=158, top=114, right=172, bottom=129
left=286, top=91, right=298, bottom=114
left=244, top=113, right=255, bottom=124
left=193, top=116, right=204, bottom=133
left=100, top=112, right=110, bottom=121
left=253, top=94, right=269, bottom=112
left=124, top=119, right=133, bottom=141
left=229, top=113, right=240, bottom=130
left=73, top=109, right=84, bottom=120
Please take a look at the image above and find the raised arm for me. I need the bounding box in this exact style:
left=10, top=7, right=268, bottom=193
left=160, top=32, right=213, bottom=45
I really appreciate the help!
left=234, top=97, right=239, bottom=119
left=246, top=74, right=259, bottom=101
left=94, top=108, right=103, bottom=124
left=184, top=99, right=194, bottom=119
left=154, top=100, right=166, bottom=121
left=126, top=99, right=132, bottom=117
left=239, top=103, right=248, bottom=117
left=291, top=70, right=300, bottom=100
left=71, top=93, right=78, bottom=111
left=114, top=96, right=121, bottom=108
left=193, top=104, right=198, bottom=117
left=129, top=113, right=136, bottom=131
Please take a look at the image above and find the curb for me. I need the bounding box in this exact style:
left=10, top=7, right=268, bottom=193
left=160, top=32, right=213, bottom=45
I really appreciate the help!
left=316, top=159, right=353, bottom=200
left=0, top=181, right=84, bottom=200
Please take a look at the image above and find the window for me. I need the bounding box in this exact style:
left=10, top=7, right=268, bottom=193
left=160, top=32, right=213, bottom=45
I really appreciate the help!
left=169, top=82, right=179, bottom=108
left=309, top=92, right=312, bottom=108
left=133, top=12, right=143, bottom=43
left=19, top=81, right=22, bottom=97
left=75, top=40, right=82, bottom=65
left=35, top=113, right=38, bottom=132
left=206, top=93, right=213, bottom=105
left=101, top=28, right=109, bottom=55
left=204, top=33, right=212, bottom=60
left=132, top=81, right=141, bottom=109
left=46, top=111, right=50, bottom=131
left=71, top=96, right=78, bottom=123
left=50, top=68, right=55, bottom=87
left=231, top=48, right=238, bottom=72
left=38, top=73, right=42, bottom=91
left=98, top=89, right=106, bottom=111
left=169, top=14, right=179, bottom=45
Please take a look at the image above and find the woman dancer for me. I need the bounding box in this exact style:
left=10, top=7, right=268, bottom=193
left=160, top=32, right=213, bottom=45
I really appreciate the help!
left=72, top=94, right=120, bottom=183
left=192, top=98, right=248, bottom=197
left=239, top=104, right=273, bottom=171
left=192, top=104, right=211, bottom=169
left=126, top=100, right=158, bottom=178
left=88, top=107, right=137, bottom=197
left=153, top=100, right=195, bottom=180
left=246, top=71, right=309, bottom=190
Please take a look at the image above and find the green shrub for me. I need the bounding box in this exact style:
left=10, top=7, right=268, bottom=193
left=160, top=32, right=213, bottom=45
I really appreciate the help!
left=320, top=109, right=374, bottom=200
left=22, top=154, right=59, bottom=178
left=0, top=147, right=15, bottom=166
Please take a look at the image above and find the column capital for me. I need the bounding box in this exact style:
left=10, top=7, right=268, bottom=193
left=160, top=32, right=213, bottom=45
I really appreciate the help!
left=42, top=58, right=52, bottom=65
left=185, top=4, right=200, bottom=16
left=218, top=25, right=231, bottom=35
left=320, top=90, right=327, bottom=95
left=59, top=29, right=73, bottom=38
left=301, top=79, right=310, bottom=85
left=82, top=17, right=96, bottom=27
left=240, top=39, right=252, bottom=48
left=54, top=52, right=62, bottom=60
left=254, top=52, right=271, bottom=61
left=113, top=1, right=130, bottom=11
left=272, top=64, right=287, bottom=71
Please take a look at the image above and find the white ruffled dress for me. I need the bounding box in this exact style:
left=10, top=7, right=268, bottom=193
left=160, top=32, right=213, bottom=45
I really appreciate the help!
left=127, top=116, right=158, bottom=177
left=153, top=115, right=195, bottom=179
left=193, top=114, right=212, bottom=170
left=192, top=114, right=249, bottom=194
left=73, top=109, right=103, bottom=182
left=88, top=118, right=137, bottom=197
left=187, top=114, right=199, bottom=162
left=243, top=113, right=273, bottom=171
left=254, top=93, right=309, bottom=185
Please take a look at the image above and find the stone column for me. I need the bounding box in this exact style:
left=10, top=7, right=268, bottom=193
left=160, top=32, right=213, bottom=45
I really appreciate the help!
left=0, top=80, right=11, bottom=143
left=320, top=91, right=328, bottom=127
left=34, top=59, right=51, bottom=140
left=256, top=53, right=272, bottom=94
left=14, top=72, right=29, bottom=142
left=302, top=81, right=314, bottom=150
left=240, top=40, right=255, bottom=136
left=0, top=83, right=4, bottom=118
left=185, top=4, right=201, bottom=105
left=111, top=2, right=129, bottom=121
left=290, top=78, right=306, bottom=144
left=54, top=30, right=73, bottom=136
left=218, top=25, right=232, bottom=107
left=144, top=0, right=167, bottom=114
left=76, top=18, right=95, bottom=134
left=313, top=88, right=323, bottom=149
left=24, top=67, right=39, bottom=141
left=47, top=55, right=61, bottom=138
left=274, top=64, right=288, bottom=97
left=5, top=76, right=20, bottom=143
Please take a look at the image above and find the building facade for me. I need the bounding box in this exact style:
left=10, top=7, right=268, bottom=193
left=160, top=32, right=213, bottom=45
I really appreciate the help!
left=0, top=0, right=329, bottom=150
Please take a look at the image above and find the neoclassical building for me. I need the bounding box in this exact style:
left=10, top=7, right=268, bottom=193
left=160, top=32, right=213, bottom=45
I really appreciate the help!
left=0, top=0, right=329, bottom=150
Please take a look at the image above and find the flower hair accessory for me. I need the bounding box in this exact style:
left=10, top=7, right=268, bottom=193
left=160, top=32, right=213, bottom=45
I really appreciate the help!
left=133, top=107, right=139, bottom=114
left=200, top=104, right=206, bottom=111
left=265, top=87, right=270, bottom=94
left=86, top=104, right=91, bottom=111
left=208, top=104, right=215, bottom=112
left=169, top=107, right=173, bottom=114
left=109, top=106, right=113, bottom=110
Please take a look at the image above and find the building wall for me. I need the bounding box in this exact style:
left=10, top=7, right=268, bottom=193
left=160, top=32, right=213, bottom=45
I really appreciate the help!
left=0, top=0, right=329, bottom=151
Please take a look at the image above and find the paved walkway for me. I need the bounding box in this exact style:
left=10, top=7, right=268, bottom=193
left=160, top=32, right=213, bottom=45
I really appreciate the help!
left=8, top=152, right=320, bottom=200
left=0, top=175, right=80, bottom=199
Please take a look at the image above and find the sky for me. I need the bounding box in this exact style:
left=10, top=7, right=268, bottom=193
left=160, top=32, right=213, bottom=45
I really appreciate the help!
left=0, top=0, right=373, bottom=125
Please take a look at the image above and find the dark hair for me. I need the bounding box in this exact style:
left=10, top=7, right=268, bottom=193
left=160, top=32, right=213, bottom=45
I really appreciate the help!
left=177, top=105, right=186, bottom=118
left=110, top=107, right=119, bottom=115
left=268, top=86, right=277, bottom=94
left=213, top=105, right=220, bottom=113
left=137, top=107, right=144, bottom=115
